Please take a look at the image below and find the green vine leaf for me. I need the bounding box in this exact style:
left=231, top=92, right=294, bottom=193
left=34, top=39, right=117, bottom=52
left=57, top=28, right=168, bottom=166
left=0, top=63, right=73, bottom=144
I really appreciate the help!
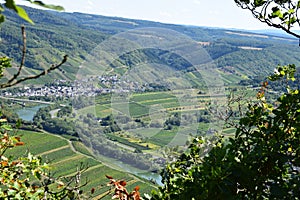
left=15, top=5, right=34, bottom=24
left=4, top=0, right=33, bottom=23
left=254, top=0, right=266, bottom=7
left=30, top=1, right=64, bottom=11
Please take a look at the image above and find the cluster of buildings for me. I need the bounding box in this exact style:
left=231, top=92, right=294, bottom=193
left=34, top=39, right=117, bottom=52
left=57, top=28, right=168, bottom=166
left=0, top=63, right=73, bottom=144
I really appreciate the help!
left=1, top=75, right=150, bottom=98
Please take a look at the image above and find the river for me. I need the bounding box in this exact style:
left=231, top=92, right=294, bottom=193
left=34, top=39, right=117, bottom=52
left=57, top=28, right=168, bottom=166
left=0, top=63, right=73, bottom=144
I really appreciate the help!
left=16, top=104, right=47, bottom=121
left=95, top=154, right=163, bottom=185
left=15, top=104, right=163, bottom=185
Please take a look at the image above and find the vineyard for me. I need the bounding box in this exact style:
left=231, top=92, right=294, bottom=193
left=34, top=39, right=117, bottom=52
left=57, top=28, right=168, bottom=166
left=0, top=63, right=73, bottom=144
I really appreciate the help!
left=6, top=130, right=156, bottom=199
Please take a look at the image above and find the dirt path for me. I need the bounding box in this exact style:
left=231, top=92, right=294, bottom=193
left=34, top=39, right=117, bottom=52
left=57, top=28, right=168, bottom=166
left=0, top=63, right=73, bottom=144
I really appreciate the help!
left=51, top=154, right=84, bottom=165
left=36, top=145, right=69, bottom=156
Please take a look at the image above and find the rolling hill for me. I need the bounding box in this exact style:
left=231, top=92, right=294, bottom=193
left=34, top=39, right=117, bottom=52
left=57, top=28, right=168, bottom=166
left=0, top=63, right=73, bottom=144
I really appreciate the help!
left=1, top=6, right=300, bottom=86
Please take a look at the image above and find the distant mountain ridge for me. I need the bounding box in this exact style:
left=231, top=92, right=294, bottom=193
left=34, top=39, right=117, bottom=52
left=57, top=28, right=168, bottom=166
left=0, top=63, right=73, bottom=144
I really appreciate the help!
left=251, top=29, right=300, bottom=39
left=51, top=9, right=299, bottom=42
left=1, top=6, right=300, bottom=85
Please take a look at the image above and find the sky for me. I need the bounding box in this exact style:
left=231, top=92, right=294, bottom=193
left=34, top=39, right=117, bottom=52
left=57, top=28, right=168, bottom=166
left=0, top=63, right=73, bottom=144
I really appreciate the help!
left=17, top=0, right=272, bottom=30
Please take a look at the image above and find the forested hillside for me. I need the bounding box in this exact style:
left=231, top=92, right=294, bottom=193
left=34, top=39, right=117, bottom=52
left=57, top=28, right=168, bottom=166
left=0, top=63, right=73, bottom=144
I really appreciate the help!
left=1, top=6, right=300, bottom=85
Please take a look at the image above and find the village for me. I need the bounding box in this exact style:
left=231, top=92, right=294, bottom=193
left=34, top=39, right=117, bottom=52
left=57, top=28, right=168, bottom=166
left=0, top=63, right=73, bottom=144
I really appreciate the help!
left=0, top=75, right=151, bottom=98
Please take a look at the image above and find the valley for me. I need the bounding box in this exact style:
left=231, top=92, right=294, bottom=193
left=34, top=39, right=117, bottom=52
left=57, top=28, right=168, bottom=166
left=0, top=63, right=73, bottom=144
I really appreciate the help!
left=1, top=4, right=300, bottom=199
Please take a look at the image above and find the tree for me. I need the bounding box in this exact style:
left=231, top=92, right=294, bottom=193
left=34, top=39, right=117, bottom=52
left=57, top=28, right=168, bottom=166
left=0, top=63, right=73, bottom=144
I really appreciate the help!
left=235, top=0, right=300, bottom=39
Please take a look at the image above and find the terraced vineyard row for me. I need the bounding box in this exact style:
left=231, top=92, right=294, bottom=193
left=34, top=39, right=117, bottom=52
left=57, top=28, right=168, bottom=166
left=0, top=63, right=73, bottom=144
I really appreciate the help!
left=7, top=130, right=155, bottom=199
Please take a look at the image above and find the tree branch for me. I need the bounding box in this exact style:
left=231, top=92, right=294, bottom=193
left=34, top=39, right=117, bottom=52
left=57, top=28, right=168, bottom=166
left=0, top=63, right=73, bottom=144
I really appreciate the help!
left=236, top=0, right=300, bottom=39
left=0, top=55, right=68, bottom=89
left=0, top=26, right=68, bottom=89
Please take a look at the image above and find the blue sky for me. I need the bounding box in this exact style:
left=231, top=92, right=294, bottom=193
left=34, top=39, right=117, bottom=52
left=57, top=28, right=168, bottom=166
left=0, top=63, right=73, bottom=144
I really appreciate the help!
left=18, top=0, right=271, bottom=30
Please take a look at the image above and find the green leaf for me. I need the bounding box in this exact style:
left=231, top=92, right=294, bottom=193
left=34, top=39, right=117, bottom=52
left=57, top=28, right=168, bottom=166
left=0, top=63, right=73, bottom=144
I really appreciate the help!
left=16, top=119, right=22, bottom=129
left=271, top=7, right=283, bottom=19
left=287, top=16, right=297, bottom=26
left=15, top=5, right=34, bottom=24
left=0, top=15, right=4, bottom=24
left=7, top=189, right=16, bottom=197
left=24, top=0, right=64, bottom=11
left=288, top=8, right=295, bottom=14
left=254, top=0, right=265, bottom=7
left=34, top=171, right=41, bottom=179
left=4, top=0, right=33, bottom=24
left=32, top=1, right=64, bottom=11
left=4, top=0, right=18, bottom=11
left=1, top=124, right=13, bottom=131
left=13, top=181, right=21, bottom=190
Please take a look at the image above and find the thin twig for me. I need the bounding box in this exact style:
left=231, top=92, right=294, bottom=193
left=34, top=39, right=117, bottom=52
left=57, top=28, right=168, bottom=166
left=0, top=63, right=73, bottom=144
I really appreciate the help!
left=7, top=25, right=26, bottom=84
left=0, top=55, right=68, bottom=89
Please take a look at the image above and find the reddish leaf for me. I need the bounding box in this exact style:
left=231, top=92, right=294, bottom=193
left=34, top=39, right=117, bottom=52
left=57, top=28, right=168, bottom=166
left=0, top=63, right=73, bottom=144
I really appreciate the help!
left=106, top=175, right=113, bottom=179
left=134, top=186, right=140, bottom=191
left=119, top=180, right=127, bottom=186
left=91, top=188, right=95, bottom=194
left=15, top=142, right=25, bottom=146
left=1, top=161, right=8, bottom=167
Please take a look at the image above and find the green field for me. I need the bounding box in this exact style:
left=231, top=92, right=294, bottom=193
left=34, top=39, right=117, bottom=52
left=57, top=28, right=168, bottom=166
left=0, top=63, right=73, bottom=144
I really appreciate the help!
left=129, top=102, right=150, bottom=117
left=78, top=91, right=211, bottom=118
left=75, top=89, right=237, bottom=172
left=131, top=92, right=175, bottom=102
left=8, top=131, right=68, bottom=155
left=72, top=141, right=95, bottom=157
left=79, top=104, right=112, bottom=118
left=77, top=90, right=216, bottom=154
left=6, top=130, right=156, bottom=198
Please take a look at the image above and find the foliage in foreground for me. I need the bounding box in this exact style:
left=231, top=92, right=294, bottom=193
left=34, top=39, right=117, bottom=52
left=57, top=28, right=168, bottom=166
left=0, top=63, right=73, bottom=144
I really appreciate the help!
left=149, top=65, right=300, bottom=199
left=235, top=0, right=300, bottom=39
left=103, top=66, right=300, bottom=200
left=0, top=0, right=63, bottom=24
left=105, top=175, right=141, bottom=200
left=0, top=2, right=89, bottom=199
left=0, top=116, right=88, bottom=199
